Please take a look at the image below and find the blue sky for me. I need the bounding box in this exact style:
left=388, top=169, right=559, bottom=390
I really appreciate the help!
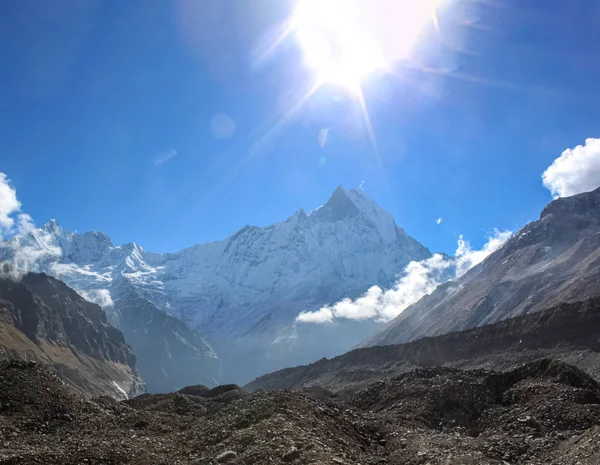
left=1, top=0, right=600, bottom=254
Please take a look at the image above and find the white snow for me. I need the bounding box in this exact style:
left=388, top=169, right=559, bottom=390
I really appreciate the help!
left=0, top=187, right=431, bottom=346
left=111, top=381, right=129, bottom=399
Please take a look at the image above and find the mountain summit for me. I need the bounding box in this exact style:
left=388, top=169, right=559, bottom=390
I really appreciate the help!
left=0, top=187, right=430, bottom=385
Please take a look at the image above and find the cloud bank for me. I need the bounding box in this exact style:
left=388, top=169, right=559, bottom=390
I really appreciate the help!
left=0, top=173, right=33, bottom=238
left=454, top=229, right=513, bottom=278
left=78, top=289, right=114, bottom=308
left=542, top=138, right=600, bottom=198
left=9, top=238, right=62, bottom=276
left=0, top=172, right=62, bottom=277
left=297, top=229, right=512, bottom=324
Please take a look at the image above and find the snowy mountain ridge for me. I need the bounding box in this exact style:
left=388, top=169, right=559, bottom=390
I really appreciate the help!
left=0, top=186, right=431, bottom=383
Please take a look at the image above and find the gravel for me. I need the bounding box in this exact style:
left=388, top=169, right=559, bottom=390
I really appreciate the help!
left=1, top=359, right=600, bottom=464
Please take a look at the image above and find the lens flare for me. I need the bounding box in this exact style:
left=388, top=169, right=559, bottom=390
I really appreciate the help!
left=293, top=0, right=443, bottom=90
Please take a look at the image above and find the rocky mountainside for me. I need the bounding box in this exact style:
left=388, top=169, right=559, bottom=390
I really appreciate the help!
left=362, top=186, right=600, bottom=348
left=0, top=186, right=430, bottom=384
left=0, top=222, right=222, bottom=392
left=0, top=271, right=144, bottom=398
left=246, top=297, right=600, bottom=393
left=110, top=284, right=221, bottom=394
left=3, top=358, right=600, bottom=464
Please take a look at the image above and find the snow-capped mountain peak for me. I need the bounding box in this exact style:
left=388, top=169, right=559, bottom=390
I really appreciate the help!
left=311, top=185, right=361, bottom=221
left=42, top=218, right=61, bottom=234
left=309, top=186, right=400, bottom=243
left=0, top=187, right=431, bottom=384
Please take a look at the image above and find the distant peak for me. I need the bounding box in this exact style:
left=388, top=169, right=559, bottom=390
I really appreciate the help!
left=348, top=187, right=367, bottom=198
left=308, top=186, right=410, bottom=243
left=312, top=186, right=360, bottom=222
left=332, top=185, right=347, bottom=196
left=292, top=208, right=307, bottom=219
left=42, top=219, right=61, bottom=233
left=331, top=185, right=372, bottom=204
left=328, top=185, right=356, bottom=204
left=123, top=241, right=143, bottom=252
left=84, top=229, right=113, bottom=244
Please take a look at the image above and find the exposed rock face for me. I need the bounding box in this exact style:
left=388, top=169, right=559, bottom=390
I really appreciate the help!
left=362, top=186, right=600, bottom=348
left=109, top=285, right=221, bottom=393
left=246, top=297, right=600, bottom=393
left=0, top=271, right=144, bottom=398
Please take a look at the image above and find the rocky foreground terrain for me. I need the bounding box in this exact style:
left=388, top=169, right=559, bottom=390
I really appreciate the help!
left=2, top=359, right=600, bottom=464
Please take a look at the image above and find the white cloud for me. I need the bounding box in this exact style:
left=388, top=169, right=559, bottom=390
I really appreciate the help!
left=358, top=180, right=365, bottom=190
left=153, top=149, right=178, bottom=166
left=542, top=138, right=600, bottom=198
left=0, top=173, right=58, bottom=277
left=297, top=229, right=512, bottom=324
left=377, top=253, right=452, bottom=322
left=0, top=173, right=37, bottom=240
left=7, top=233, right=62, bottom=277
left=49, top=262, right=110, bottom=282
left=78, top=289, right=114, bottom=308
left=436, top=217, right=443, bottom=225
left=17, top=214, right=35, bottom=234
left=296, top=307, right=334, bottom=324
left=0, top=173, right=22, bottom=233
left=298, top=285, right=386, bottom=323
left=455, top=229, right=513, bottom=278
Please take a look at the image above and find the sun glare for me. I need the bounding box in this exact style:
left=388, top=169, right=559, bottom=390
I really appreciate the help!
left=293, top=0, right=442, bottom=90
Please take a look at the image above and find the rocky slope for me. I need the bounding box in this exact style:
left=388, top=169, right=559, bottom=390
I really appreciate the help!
left=362, top=186, right=600, bottom=348
left=0, top=222, right=222, bottom=392
left=109, top=284, right=221, bottom=393
left=0, top=271, right=144, bottom=398
left=246, top=296, right=600, bottom=393
left=2, top=358, right=600, bottom=464
left=0, top=186, right=430, bottom=384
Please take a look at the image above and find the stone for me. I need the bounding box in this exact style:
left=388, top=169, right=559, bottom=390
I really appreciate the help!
left=282, top=446, right=301, bottom=462
left=216, top=450, right=237, bottom=463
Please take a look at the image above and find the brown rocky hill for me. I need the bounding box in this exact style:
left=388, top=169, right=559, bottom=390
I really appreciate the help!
left=362, top=186, right=600, bottom=348
left=0, top=271, right=144, bottom=398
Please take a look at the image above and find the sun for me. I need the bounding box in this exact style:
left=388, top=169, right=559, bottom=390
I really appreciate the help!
left=292, top=0, right=385, bottom=89
left=292, top=0, right=442, bottom=90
